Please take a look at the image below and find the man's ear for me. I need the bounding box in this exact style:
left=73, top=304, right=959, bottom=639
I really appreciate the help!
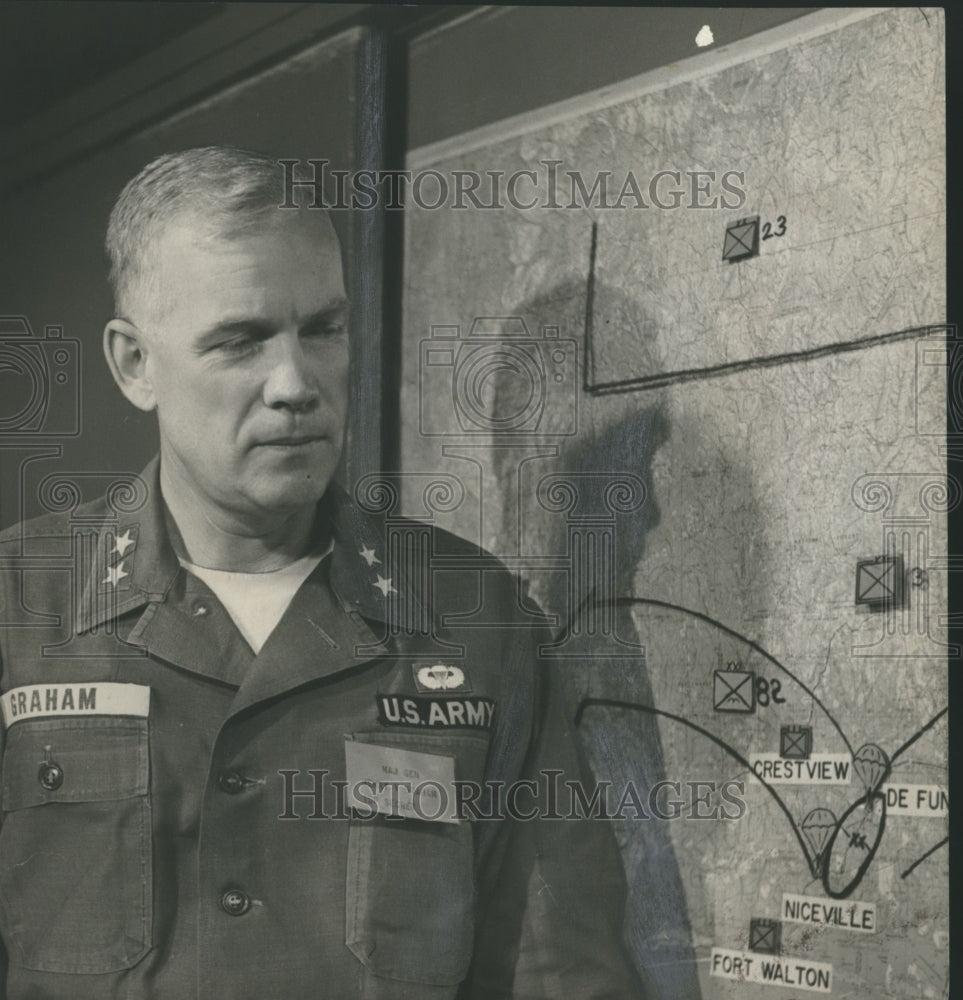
left=103, top=318, right=157, bottom=412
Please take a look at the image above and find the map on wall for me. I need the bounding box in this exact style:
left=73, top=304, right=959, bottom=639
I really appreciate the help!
left=401, top=7, right=947, bottom=999
left=582, top=6, right=945, bottom=389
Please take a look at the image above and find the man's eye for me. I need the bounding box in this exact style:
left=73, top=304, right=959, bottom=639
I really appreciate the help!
left=303, top=318, right=348, bottom=339
left=217, top=338, right=259, bottom=356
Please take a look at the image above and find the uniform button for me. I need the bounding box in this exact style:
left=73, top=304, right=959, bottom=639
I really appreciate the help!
left=38, top=762, right=64, bottom=791
left=191, top=600, right=210, bottom=618
left=218, top=771, right=245, bottom=795
left=220, top=890, right=250, bottom=916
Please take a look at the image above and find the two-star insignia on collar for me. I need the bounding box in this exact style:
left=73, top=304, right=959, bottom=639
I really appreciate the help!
left=113, top=529, right=136, bottom=557
left=102, top=528, right=137, bottom=588
left=360, top=547, right=396, bottom=598
left=102, top=562, right=129, bottom=587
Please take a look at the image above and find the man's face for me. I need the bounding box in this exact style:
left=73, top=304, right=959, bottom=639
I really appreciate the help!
left=139, top=212, right=349, bottom=522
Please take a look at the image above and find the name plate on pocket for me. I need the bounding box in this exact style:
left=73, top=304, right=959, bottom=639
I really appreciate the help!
left=1, top=683, right=150, bottom=727
left=345, top=739, right=459, bottom=824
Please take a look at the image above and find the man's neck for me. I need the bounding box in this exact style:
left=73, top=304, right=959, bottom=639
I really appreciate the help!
left=160, top=462, right=320, bottom=572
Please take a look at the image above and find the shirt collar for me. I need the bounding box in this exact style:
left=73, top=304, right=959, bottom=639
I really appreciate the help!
left=77, top=456, right=425, bottom=634
left=75, top=456, right=179, bottom=634
left=324, top=484, right=426, bottom=627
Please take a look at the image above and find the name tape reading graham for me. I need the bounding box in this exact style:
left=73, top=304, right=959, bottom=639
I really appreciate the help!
left=1, top=684, right=150, bottom=727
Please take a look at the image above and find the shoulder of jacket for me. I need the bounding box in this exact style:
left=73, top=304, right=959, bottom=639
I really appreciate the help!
left=394, top=517, right=516, bottom=576
left=0, top=495, right=112, bottom=547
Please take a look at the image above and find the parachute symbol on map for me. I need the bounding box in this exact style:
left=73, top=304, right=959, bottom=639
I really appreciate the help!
left=852, top=744, right=890, bottom=796
left=801, top=807, right=837, bottom=876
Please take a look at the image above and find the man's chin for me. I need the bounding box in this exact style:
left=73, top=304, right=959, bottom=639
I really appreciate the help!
left=246, top=465, right=336, bottom=513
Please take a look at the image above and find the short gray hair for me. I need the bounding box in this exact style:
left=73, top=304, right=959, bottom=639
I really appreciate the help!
left=106, top=146, right=293, bottom=323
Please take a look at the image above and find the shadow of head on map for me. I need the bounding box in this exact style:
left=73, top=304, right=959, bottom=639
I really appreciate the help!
left=487, top=276, right=794, bottom=1000
left=482, top=278, right=666, bottom=618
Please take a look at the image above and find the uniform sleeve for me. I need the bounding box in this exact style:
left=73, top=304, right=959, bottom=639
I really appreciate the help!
left=464, top=631, right=652, bottom=1000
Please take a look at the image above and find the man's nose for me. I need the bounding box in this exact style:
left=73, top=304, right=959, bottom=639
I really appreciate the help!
left=262, top=334, right=320, bottom=411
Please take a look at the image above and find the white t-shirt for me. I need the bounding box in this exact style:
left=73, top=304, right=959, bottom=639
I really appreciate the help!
left=181, top=549, right=329, bottom=653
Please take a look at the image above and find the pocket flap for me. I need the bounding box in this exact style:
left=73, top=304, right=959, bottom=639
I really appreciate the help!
left=2, top=718, right=149, bottom=810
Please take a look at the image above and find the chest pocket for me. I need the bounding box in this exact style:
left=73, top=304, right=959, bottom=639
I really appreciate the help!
left=345, top=730, right=490, bottom=995
left=0, top=717, right=152, bottom=973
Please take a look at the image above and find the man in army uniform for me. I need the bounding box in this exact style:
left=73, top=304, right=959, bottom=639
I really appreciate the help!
left=0, top=147, right=647, bottom=998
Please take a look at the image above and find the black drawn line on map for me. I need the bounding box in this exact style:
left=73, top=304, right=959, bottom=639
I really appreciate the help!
left=889, top=707, right=947, bottom=763
left=821, top=792, right=886, bottom=899
left=606, top=596, right=854, bottom=755
left=900, top=836, right=949, bottom=880
left=568, top=597, right=948, bottom=898
left=581, top=218, right=949, bottom=395
left=582, top=220, right=598, bottom=394
left=577, top=693, right=891, bottom=897
left=584, top=304, right=944, bottom=395
left=574, top=696, right=820, bottom=873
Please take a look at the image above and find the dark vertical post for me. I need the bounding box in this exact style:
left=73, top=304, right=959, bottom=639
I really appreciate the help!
left=346, top=12, right=411, bottom=487
left=377, top=17, right=410, bottom=475
left=345, top=23, right=389, bottom=489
